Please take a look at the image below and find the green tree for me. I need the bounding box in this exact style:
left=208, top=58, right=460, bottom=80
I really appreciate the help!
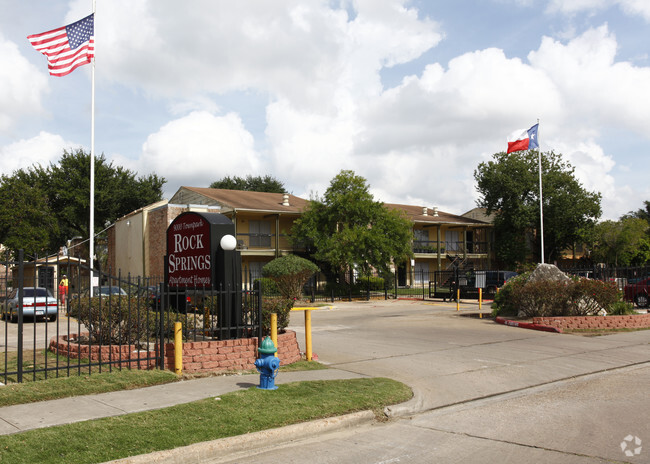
left=474, top=150, right=601, bottom=266
left=262, top=254, right=319, bottom=300
left=591, top=217, right=650, bottom=266
left=625, top=200, right=650, bottom=222
left=209, top=175, right=285, bottom=193
left=0, top=149, right=165, bottom=258
left=0, top=171, right=59, bottom=257
left=291, top=170, right=413, bottom=276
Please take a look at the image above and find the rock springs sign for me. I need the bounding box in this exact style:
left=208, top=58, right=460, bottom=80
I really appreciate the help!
left=166, top=212, right=236, bottom=288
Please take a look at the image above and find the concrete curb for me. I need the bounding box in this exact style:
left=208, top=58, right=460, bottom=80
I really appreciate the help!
left=495, top=316, right=561, bottom=333
left=104, top=410, right=376, bottom=464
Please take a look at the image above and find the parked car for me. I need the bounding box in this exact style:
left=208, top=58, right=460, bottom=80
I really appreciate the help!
left=623, top=278, right=650, bottom=307
left=78, top=286, right=128, bottom=299
left=0, top=287, right=58, bottom=322
left=485, top=271, right=518, bottom=294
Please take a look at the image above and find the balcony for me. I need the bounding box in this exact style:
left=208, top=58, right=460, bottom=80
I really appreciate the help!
left=235, top=233, right=305, bottom=253
left=413, top=241, right=489, bottom=255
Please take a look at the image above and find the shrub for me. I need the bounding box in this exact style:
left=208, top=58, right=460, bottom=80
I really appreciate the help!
left=491, top=272, right=529, bottom=317
left=255, top=277, right=280, bottom=296
left=263, top=255, right=319, bottom=300
left=607, top=300, right=636, bottom=315
left=566, top=278, right=619, bottom=316
left=72, top=296, right=152, bottom=345
left=262, top=297, right=293, bottom=334
left=494, top=274, right=623, bottom=318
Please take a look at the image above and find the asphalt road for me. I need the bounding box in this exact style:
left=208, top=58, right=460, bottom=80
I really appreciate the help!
left=215, top=299, right=650, bottom=464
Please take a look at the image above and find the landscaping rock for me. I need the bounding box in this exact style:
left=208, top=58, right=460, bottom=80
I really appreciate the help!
left=528, top=263, right=570, bottom=283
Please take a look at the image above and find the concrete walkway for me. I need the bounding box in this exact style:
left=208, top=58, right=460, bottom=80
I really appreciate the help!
left=0, top=368, right=368, bottom=436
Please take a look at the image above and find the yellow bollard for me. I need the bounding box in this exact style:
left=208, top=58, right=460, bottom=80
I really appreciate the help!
left=479, top=288, right=483, bottom=318
left=174, top=322, right=182, bottom=375
left=305, top=309, right=312, bottom=361
left=271, top=313, right=278, bottom=357
left=456, top=288, right=460, bottom=311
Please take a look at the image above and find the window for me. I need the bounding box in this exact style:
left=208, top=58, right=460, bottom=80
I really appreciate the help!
left=445, top=230, right=459, bottom=252
left=414, top=262, right=429, bottom=283
left=249, top=221, right=271, bottom=247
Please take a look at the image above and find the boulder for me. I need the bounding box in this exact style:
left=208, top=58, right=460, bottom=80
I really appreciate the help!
left=527, top=263, right=570, bottom=283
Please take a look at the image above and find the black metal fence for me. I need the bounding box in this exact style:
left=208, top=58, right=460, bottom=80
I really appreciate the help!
left=247, top=267, right=517, bottom=303
left=1, top=251, right=262, bottom=384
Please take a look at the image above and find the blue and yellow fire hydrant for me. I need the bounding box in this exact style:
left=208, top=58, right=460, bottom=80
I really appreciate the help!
left=255, top=336, right=280, bottom=390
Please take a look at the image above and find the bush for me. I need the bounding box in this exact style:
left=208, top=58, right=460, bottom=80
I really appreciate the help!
left=255, top=277, right=280, bottom=296
left=607, top=300, right=636, bottom=315
left=566, top=279, right=619, bottom=316
left=494, top=274, right=622, bottom=318
left=262, top=297, right=293, bottom=334
left=71, top=296, right=152, bottom=345
left=262, top=255, right=319, bottom=300
left=491, top=272, right=529, bottom=317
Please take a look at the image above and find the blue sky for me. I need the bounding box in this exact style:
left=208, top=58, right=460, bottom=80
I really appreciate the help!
left=1, top=0, right=649, bottom=222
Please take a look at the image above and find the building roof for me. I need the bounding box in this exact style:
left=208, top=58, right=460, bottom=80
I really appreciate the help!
left=386, top=204, right=490, bottom=226
left=171, top=187, right=309, bottom=214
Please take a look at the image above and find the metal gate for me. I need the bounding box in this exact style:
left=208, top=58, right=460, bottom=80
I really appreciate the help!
left=1, top=251, right=261, bottom=384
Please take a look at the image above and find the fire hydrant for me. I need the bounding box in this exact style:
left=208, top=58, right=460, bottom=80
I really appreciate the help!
left=255, top=336, right=280, bottom=390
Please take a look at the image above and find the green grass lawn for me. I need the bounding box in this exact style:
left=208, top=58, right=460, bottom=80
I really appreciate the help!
left=0, top=377, right=412, bottom=464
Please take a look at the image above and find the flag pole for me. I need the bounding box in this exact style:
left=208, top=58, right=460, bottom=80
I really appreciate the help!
left=89, top=0, right=96, bottom=295
left=537, top=119, right=544, bottom=264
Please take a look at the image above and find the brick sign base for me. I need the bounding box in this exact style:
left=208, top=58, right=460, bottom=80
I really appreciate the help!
left=49, top=330, right=302, bottom=374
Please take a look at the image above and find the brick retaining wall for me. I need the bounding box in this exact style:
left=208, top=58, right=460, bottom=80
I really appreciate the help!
left=49, top=330, right=302, bottom=374
left=533, top=314, right=650, bottom=332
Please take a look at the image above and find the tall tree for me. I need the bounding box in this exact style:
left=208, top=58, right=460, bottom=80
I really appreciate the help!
left=0, top=149, right=165, bottom=258
left=474, top=150, right=601, bottom=266
left=291, top=170, right=413, bottom=276
left=591, top=217, right=650, bottom=266
left=0, top=171, right=59, bottom=257
left=209, top=175, right=285, bottom=193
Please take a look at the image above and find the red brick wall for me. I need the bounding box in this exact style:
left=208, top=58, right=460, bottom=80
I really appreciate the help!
left=533, top=314, right=650, bottom=331
left=49, top=330, right=302, bottom=374
left=147, top=205, right=187, bottom=279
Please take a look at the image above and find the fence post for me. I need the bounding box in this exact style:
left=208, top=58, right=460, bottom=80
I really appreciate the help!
left=422, top=269, right=425, bottom=300
left=158, top=282, right=165, bottom=369
left=256, top=280, right=263, bottom=347
left=17, top=249, right=24, bottom=383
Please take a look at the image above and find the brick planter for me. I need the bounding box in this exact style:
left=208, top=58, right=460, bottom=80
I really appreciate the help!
left=533, top=314, right=650, bottom=332
left=49, top=330, right=302, bottom=374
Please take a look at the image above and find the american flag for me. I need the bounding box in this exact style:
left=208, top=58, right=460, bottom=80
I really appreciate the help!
left=27, top=14, right=94, bottom=77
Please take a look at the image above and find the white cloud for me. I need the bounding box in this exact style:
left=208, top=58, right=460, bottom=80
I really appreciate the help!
left=528, top=25, right=650, bottom=134
left=0, top=132, right=76, bottom=176
left=0, top=33, right=49, bottom=135
left=547, top=0, right=650, bottom=21
left=139, top=111, right=261, bottom=197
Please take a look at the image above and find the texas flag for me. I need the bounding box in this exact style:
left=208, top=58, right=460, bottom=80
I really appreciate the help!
left=507, top=124, right=539, bottom=154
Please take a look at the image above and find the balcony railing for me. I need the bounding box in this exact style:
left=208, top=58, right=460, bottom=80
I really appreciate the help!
left=413, top=241, right=489, bottom=255
left=236, top=233, right=305, bottom=252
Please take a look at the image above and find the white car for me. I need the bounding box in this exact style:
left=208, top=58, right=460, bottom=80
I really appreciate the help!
left=1, top=287, right=59, bottom=322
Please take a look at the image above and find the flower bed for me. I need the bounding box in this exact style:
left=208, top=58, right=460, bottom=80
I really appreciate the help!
left=49, top=330, right=302, bottom=373
left=533, top=314, right=650, bottom=332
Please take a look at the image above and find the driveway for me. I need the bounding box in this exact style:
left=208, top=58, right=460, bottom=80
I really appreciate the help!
left=216, top=299, right=650, bottom=463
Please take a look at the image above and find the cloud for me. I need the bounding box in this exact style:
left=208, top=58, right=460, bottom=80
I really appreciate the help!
left=96, top=1, right=441, bottom=106
left=547, top=0, right=650, bottom=21
left=0, top=132, right=76, bottom=176
left=139, top=111, right=261, bottom=197
left=0, top=33, right=49, bottom=135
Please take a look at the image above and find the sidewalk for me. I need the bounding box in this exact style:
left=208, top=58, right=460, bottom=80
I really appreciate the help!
left=0, top=368, right=369, bottom=436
